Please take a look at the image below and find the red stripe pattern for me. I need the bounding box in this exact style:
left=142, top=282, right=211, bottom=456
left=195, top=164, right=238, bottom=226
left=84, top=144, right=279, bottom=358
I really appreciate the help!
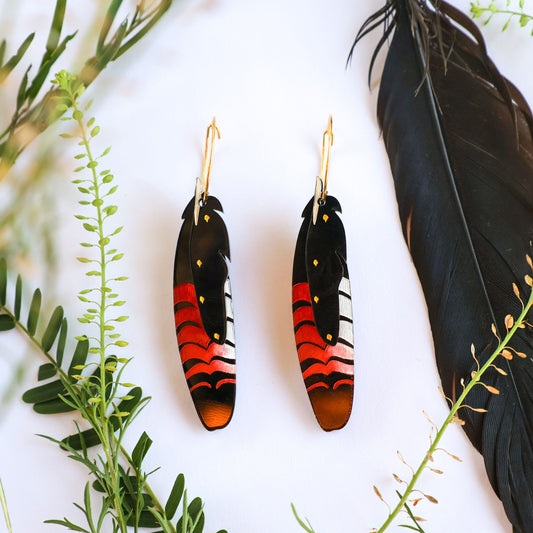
left=293, top=282, right=354, bottom=390
left=293, top=281, right=354, bottom=431
left=174, top=283, right=236, bottom=391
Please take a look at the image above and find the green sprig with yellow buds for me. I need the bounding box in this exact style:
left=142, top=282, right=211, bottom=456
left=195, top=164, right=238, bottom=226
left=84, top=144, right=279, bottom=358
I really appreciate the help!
left=294, top=256, right=533, bottom=532
left=0, top=71, right=226, bottom=533
left=471, top=1, right=533, bottom=33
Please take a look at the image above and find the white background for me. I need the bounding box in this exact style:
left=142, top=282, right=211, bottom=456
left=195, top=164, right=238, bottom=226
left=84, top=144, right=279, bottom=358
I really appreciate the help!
left=1, top=1, right=533, bottom=532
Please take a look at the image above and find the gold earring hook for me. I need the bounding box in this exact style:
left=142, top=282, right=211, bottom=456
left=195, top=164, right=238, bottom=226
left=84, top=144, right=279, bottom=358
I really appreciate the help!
left=194, top=117, right=221, bottom=225
left=319, top=115, right=334, bottom=201
left=201, top=117, right=221, bottom=202
left=313, top=116, right=334, bottom=225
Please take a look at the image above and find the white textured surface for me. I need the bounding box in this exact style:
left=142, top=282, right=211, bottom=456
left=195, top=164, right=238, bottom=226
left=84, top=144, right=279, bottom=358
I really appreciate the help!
left=1, top=1, right=532, bottom=532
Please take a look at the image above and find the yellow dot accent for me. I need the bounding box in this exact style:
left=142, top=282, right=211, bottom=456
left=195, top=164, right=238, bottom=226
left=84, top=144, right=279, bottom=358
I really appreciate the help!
left=214, top=333, right=220, bottom=340
left=199, top=296, right=205, bottom=304
left=196, top=260, right=202, bottom=267
left=323, top=214, right=329, bottom=222
left=204, top=215, right=210, bottom=222
left=314, top=296, right=319, bottom=303
left=326, top=334, right=332, bottom=341
left=313, top=259, right=318, bottom=267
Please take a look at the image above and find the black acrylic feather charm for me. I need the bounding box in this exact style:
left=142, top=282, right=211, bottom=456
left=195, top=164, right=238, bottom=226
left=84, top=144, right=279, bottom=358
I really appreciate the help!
left=354, top=1, right=533, bottom=530
left=292, top=118, right=355, bottom=431
left=173, top=120, right=236, bottom=431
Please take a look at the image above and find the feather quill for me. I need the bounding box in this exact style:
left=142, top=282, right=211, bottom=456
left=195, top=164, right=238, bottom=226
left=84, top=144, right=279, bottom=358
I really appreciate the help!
left=353, top=1, right=533, bottom=530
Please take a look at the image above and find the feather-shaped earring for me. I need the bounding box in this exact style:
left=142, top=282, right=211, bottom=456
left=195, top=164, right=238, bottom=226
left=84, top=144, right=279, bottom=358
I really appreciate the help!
left=353, top=1, right=533, bottom=530
left=292, top=116, right=355, bottom=431
left=173, top=118, right=236, bottom=431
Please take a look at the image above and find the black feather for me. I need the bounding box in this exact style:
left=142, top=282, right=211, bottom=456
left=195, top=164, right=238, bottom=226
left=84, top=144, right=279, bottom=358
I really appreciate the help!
left=356, top=0, right=533, bottom=530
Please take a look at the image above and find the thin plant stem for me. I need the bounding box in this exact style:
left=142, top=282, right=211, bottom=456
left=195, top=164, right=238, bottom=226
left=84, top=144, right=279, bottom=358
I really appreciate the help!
left=291, top=503, right=317, bottom=533
left=0, top=476, right=13, bottom=533
left=375, top=286, right=533, bottom=532
left=71, top=102, right=127, bottom=533
left=491, top=9, right=530, bottom=15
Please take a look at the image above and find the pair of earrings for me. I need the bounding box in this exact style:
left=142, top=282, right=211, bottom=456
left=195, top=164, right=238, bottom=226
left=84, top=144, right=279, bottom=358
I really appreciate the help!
left=172, top=117, right=354, bottom=432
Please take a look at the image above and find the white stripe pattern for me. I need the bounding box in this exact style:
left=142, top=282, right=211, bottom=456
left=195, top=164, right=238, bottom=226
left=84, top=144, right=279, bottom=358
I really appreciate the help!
left=223, top=278, right=236, bottom=361
left=338, top=276, right=354, bottom=349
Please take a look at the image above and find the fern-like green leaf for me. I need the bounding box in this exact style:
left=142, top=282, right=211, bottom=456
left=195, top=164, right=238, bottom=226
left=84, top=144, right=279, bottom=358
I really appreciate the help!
left=56, top=318, right=68, bottom=366
left=42, top=305, right=64, bottom=352
left=27, top=288, right=42, bottom=336
left=68, top=338, right=89, bottom=376
left=165, top=474, right=185, bottom=521
left=192, top=512, right=205, bottom=533
left=132, top=431, right=153, bottom=468
left=98, top=20, right=128, bottom=67
left=97, top=0, right=123, bottom=54
left=14, top=274, right=22, bottom=320
left=0, top=315, right=15, bottom=331
left=16, top=66, right=30, bottom=110
left=128, top=510, right=159, bottom=528
left=0, top=33, right=35, bottom=83
left=62, top=427, right=101, bottom=451
left=38, top=363, right=57, bottom=381
left=22, top=379, right=67, bottom=404
left=187, top=498, right=203, bottom=520
left=45, top=0, right=67, bottom=58
left=34, top=397, right=77, bottom=414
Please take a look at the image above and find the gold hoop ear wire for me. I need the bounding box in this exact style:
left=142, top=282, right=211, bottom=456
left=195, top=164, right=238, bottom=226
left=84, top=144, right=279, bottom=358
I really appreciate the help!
left=313, top=115, right=334, bottom=225
left=201, top=117, right=221, bottom=202
left=194, top=117, right=221, bottom=225
left=320, top=115, right=334, bottom=201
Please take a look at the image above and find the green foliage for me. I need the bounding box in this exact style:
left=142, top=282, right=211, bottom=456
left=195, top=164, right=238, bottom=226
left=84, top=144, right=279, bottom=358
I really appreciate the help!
left=0, top=271, right=217, bottom=532
left=166, top=474, right=186, bottom=521
left=0, top=71, right=226, bottom=533
left=0, top=0, right=174, bottom=178
left=0, top=4, right=211, bottom=530
left=471, top=1, right=533, bottom=33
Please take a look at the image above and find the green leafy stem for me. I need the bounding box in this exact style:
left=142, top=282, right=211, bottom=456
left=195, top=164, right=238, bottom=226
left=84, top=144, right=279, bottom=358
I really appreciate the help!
left=0, top=0, right=173, bottom=179
left=0, top=261, right=196, bottom=532
left=471, top=1, right=533, bottom=32
left=373, top=271, right=533, bottom=532
left=293, top=263, right=533, bottom=532
left=0, top=69, right=226, bottom=532
left=57, top=69, right=133, bottom=532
